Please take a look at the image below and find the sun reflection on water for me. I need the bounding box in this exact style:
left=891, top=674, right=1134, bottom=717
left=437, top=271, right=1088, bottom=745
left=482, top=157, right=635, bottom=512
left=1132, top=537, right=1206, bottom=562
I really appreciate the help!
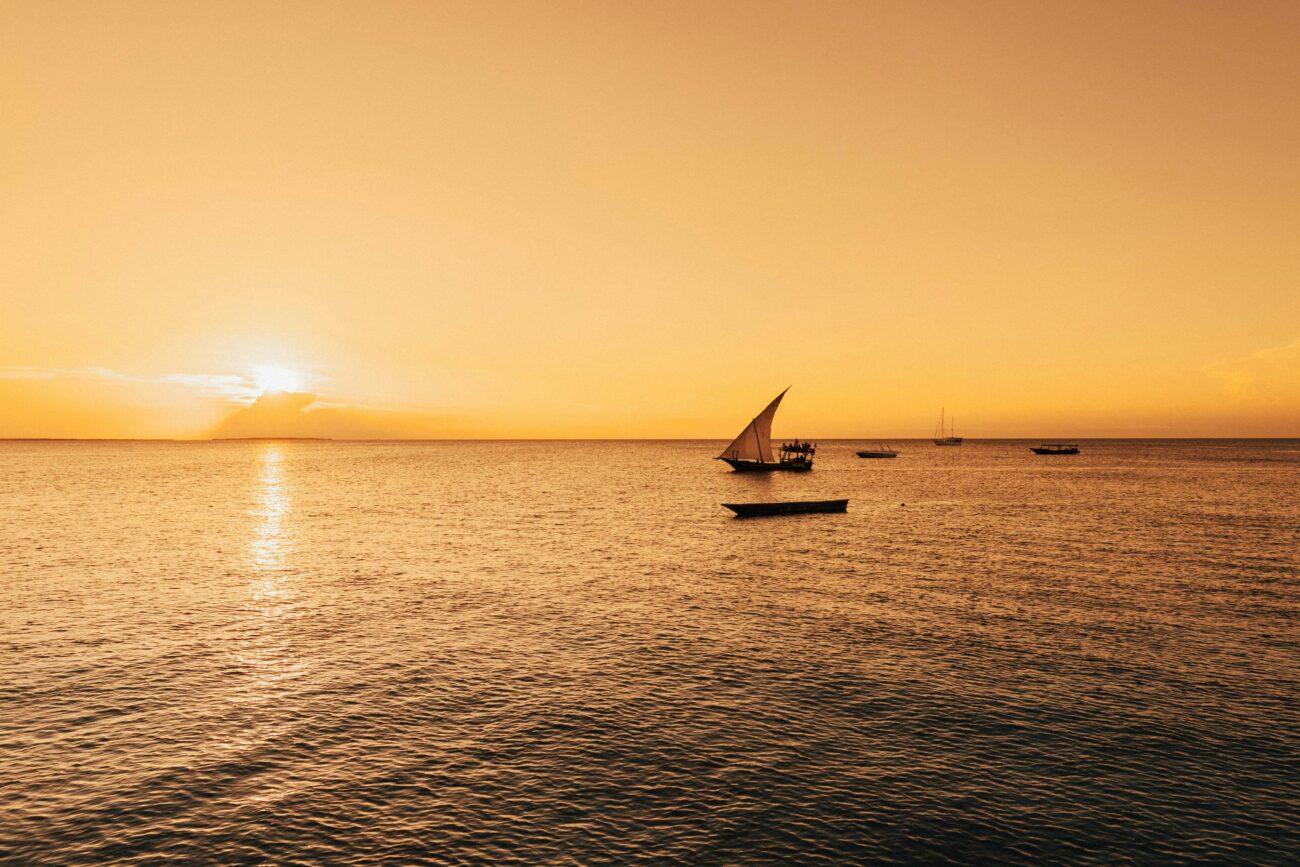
left=250, top=446, right=290, bottom=572
left=225, top=444, right=307, bottom=775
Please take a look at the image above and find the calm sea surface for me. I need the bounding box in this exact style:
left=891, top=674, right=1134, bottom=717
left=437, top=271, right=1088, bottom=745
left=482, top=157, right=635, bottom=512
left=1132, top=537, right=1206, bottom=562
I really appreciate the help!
left=2, top=440, right=1298, bottom=864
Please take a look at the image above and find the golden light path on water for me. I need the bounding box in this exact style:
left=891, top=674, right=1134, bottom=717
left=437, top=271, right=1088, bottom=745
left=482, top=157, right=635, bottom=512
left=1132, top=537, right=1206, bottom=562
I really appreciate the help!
left=250, top=445, right=291, bottom=576
left=227, top=444, right=308, bottom=806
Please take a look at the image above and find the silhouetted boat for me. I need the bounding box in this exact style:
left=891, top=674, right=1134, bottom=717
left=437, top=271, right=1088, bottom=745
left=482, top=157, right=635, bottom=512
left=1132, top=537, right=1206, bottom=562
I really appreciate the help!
left=717, top=388, right=815, bottom=472
left=722, top=499, right=848, bottom=517
left=933, top=407, right=962, bottom=445
left=856, top=443, right=898, bottom=458
left=1031, top=442, right=1079, bottom=455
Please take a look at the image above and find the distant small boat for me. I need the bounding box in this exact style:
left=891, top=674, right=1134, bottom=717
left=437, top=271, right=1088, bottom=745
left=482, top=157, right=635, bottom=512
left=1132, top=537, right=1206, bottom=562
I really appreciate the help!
left=716, top=388, right=815, bottom=472
left=934, top=407, right=962, bottom=445
left=856, top=443, right=898, bottom=458
left=722, top=499, right=848, bottom=517
left=1031, top=442, right=1079, bottom=455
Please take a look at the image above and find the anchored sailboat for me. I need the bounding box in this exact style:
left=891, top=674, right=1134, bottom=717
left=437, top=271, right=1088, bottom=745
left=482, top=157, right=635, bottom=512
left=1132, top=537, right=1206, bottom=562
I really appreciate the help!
left=933, top=407, right=962, bottom=445
left=716, top=388, right=814, bottom=472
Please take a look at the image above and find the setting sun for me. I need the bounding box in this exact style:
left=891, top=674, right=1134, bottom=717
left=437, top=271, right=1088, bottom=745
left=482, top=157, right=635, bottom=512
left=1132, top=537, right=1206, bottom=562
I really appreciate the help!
left=252, top=365, right=304, bottom=395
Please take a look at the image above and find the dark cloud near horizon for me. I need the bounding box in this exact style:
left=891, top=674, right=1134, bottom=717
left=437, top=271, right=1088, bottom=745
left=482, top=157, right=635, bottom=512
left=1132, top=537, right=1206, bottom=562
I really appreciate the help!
left=209, top=392, right=449, bottom=439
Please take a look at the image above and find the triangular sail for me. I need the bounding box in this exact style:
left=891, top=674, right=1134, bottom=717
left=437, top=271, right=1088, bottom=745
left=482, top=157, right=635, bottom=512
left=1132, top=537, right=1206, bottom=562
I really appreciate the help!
left=718, top=388, right=787, bottom=463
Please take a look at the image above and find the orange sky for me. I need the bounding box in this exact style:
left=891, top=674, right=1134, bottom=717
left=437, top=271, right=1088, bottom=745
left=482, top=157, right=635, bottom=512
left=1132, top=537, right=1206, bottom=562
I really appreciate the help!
left=2, top=1, right=1297, bottom=438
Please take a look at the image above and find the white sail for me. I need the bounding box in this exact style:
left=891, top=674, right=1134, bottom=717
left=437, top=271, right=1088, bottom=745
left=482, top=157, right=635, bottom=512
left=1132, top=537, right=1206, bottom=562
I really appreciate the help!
left=718, top=388, right=787, bottom=463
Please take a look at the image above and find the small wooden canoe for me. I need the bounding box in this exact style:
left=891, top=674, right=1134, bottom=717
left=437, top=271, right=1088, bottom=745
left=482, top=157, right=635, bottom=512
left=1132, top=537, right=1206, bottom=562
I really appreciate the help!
left=722, top=499, right=848, bottom=517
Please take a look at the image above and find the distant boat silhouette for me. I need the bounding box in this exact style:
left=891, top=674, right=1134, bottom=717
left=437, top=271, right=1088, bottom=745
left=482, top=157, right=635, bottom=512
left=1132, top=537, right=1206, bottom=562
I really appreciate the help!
left=856, top=442, right=898, bottom=458
left=716, top=388, right=814, bottom=472
left=933, top=407, right=962, bottom=445
left=1031, top=442, right=1079, bottom=455
left=722, top=499, right=847, bottom=517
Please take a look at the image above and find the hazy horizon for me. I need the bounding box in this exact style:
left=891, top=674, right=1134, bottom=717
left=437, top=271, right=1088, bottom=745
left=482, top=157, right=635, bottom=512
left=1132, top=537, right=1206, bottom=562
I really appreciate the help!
left=4, top=433, right=1298, bottom=443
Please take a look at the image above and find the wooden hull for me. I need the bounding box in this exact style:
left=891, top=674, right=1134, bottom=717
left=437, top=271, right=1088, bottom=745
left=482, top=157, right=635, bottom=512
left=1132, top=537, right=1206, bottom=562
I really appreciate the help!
left=1031, top=447, right=1079, bottom=455
left=720, top=458, right=813, bottom=472
left=723, top=499, right=848, bottom=517
left=856, top=451, right=897, bottom=458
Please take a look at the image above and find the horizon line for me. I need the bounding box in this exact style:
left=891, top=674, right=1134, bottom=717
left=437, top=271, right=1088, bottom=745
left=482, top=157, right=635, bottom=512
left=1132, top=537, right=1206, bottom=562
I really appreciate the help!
left=2, top=436, right=1298, bottom=443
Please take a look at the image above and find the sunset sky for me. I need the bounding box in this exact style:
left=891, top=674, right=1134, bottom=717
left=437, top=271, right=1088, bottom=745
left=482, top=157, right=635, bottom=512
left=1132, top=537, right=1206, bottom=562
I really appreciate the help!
left=2, top=1, right=1297, bottom=438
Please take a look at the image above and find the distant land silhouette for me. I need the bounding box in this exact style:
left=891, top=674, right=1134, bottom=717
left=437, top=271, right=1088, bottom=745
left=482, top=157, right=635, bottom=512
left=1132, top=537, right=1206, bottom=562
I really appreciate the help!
left=211, top=437, right=333, bottom=441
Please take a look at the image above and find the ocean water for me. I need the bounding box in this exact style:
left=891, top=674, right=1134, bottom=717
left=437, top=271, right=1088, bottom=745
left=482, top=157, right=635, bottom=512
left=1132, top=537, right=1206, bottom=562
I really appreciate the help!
left=2, top=439, right=1298, bottom=864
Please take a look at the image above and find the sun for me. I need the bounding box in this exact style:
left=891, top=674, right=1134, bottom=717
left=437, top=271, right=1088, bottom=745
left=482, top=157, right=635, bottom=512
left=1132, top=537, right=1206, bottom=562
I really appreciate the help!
left=252, top=364, right=305, bottom=395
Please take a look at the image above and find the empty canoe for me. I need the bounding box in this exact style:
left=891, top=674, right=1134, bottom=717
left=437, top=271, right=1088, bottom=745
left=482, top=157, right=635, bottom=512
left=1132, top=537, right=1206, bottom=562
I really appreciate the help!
left=722, top=499, right=848, bottom=517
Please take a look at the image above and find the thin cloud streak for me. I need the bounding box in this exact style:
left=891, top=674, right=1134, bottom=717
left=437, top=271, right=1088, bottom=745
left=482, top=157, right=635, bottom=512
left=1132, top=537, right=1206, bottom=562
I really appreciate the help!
left=0, top=366, right=258, bottom=401
left=1204, top=338, right=1300, bottom=404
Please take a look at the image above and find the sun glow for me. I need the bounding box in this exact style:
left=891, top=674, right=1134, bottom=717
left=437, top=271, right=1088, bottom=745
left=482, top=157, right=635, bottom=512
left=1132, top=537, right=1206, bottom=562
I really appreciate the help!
left=252, top=365, right=305, bottom=395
